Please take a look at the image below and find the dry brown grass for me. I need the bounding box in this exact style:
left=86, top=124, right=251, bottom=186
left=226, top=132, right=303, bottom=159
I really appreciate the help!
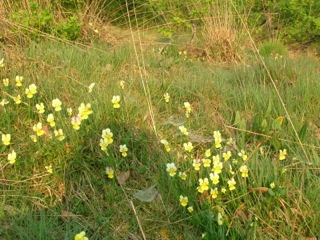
left=201, top=0, right=250, bottom=64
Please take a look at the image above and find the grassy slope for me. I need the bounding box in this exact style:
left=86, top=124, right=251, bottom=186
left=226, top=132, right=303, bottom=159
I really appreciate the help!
left=0, top=37, right=320, bottom=239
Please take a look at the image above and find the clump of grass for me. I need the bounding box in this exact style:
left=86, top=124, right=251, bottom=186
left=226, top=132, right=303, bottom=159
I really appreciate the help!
left=201, top=0, right=249, bottom=63
left=259, top=40, right=288, bottom=58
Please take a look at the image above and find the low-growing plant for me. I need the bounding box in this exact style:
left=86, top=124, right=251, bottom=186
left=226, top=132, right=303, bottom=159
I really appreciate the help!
left=54, top=16, right=83, bottom=41
left=258, top=40, right=288, bottom=58
left=8, top=2, right=83, bottom=41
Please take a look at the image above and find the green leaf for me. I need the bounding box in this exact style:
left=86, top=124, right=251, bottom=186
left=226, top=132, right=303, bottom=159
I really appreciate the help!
left=268, top=189, right=275, bottom=196
left=234, top=111, right=242, bottom=127
left=272, top=116, right=285, bottom=130
left=234, top=111, right=246, bottom=130
left=261, top=119, right=268, bottom=131
left=270, top=137, right=282, bottom=150
left=265, top=99, right=273, bottom=117
left=298, top=121, right=308, bottom=142
left=252, top=114, right=263, bottom=132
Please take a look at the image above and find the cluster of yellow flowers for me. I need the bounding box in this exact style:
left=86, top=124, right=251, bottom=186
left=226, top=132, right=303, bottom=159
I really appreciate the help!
left=0, top=58, right=97, bottom=175
left=159, top=94, right=273, bottom=226
left=164, top=128, right=254, bottom=225
left=161, top=92, right=290, bottom=225
left=100, top=128, right=114, bottom=151
left=71, top=103, right=94, bottom=130
left=99, top=126, right=129, bottom=180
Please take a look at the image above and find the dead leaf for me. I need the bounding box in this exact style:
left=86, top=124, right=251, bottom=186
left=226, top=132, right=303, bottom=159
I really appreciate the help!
left=61, top=210, right=81, bottom=219
left=116, top=170, right=130, bottom=186
left=161, top=116, right=185, bottom=126
left=250, top=187, right=269, bottom=192
left=133, top=185, right=158, bottom=202
left=158, top=228, right=171, bottom=240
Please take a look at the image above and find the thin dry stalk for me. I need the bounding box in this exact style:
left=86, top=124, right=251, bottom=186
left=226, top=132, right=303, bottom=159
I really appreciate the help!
left=130, top=200, right=147, bottom=240
left=125, top=0, right=157, bottom=135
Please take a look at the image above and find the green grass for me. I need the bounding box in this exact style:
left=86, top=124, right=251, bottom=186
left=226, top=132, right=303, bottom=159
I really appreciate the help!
left=0, top=38, right=320, bottom=239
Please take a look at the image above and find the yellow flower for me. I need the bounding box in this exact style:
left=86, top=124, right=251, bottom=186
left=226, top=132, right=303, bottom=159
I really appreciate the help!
left=223, top=151, right=232, bottom=161
left=8, top=150, right=16, bottom=164
left=3, top=78, right=9, bottom=86
left=33, top=122, right=45, bottom=136
left=179, top=195, right=188, bottom=207
left=192, top=159, right=201, bottom=171
left=227, top=178, right=236, bottom=191
left=184, top=102, right=191, bottom=112
left=239, top=165, right=249, bottom=178
left=30, top=135, right=37, bottom=142
left=78, top=103, right=93, bottom=120
left=197, top=178, right=209, bottom=193
left=217, top=212, right=223, bottom=225
left=47, top=114, right=56, bottom=127
left=229, top=164, right=235, bottom=175
left=238, top=150, right=248, bottom=161
left=213, top=130, right=222, bottom=148
left=184, top=102, right=191, bottom=118
left=74, top=231, right=89, bottom=240
left=279, top=149, right=287, bottom=160
left=106, top=167, right=114, bottom=179
left=221, top=187, right=227, bottom=194
left=187, top=206, right=194, bottom=213
left=2, top=134, right=11, bottom=145
left=202, top=158, right=211, bottom=168
left=45, top=165, right=53, bottom=174
left=179, top=125, right=189, bottom=135
left=270, top=182, right=275, bottom=189
left=52, top=98, right=62, bottom=111
left=259, top=146, right=265, bottom=155
left=13, top=95, right=21, bottom=104
left=166, top=163, right=177, bottom=177
left=210, top=188, right=218, bottom=199
left=88, top=83, right=95, bottom=93
left=100, top=138, right=109, bottom=151
left=71, top=116, right=81, bottom=130
left=54, top=129, right=65, bottom=141
left=183, top=142, right=193, bottom=152
left=119, top=144, right=128, bottom=157
left=111, top=95, right=121, bottom=108
left=164, top=93, right=170, bottom=103
left=160, top=139, right=171, bottom=152
left=179, top=172, right=187, bottom=180
left=0, top=58, right=4, bottom=67
left=209, top=172, right=219, bottom=185
left=213, top=161, right=223, bottom=174
left=0, top=99, right=9, bottom=106
left=67, top=108, right=73, bottom=116
left=15, top=75, right=23, bottom=87
left=119, top=80, right=125, bottom=89
left=205, top=149, right=211, bottom=157
left=226, top=137, right=234, bottom=145
left=25, top=84, right=37, bottom=98
left=212, top=154, right=220, bottom=163
left=101, top=128, right=113, bottom=144
left=36, top=103, right=45, bottom=114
